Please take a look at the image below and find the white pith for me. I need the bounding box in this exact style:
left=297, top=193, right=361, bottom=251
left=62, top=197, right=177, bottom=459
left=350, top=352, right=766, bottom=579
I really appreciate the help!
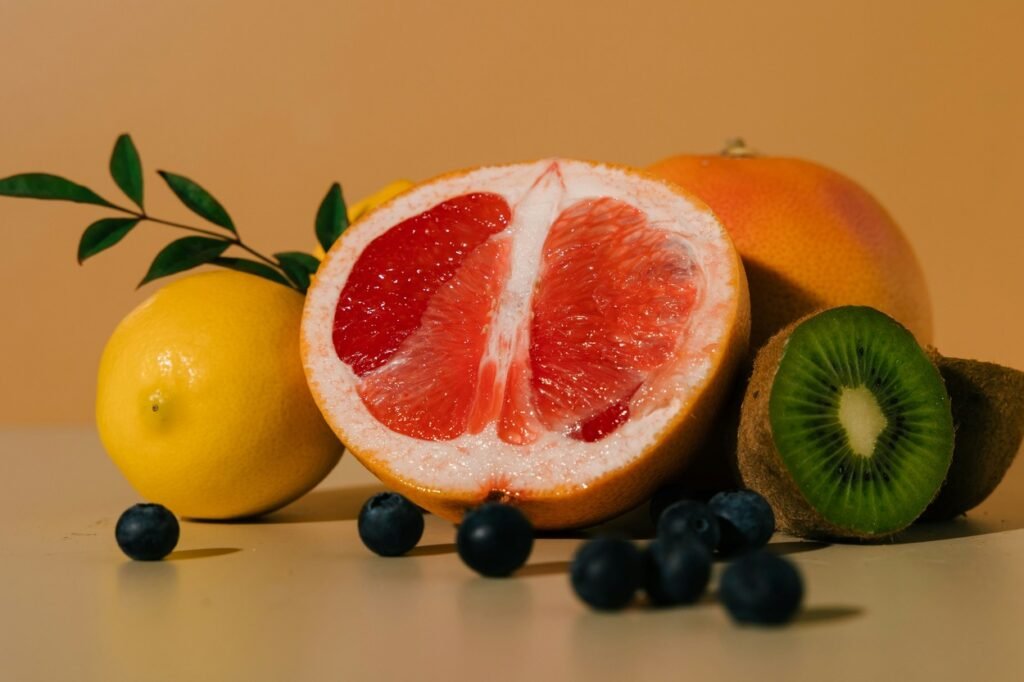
left=302, top=160, right=739, bottom=495
left=838, top=385, right=888, bottom=458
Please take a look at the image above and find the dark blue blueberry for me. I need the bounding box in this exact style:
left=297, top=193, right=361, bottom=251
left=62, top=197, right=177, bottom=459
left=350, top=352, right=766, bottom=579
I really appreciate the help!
left=570, top=537, right=643, bottom=611
left=657, top=500, right=721, bottom=551
left=115, top=503, right=180, bottom=561
left=720, top=550, right=804, bottom=625
left=708, top=490, right=775, bottom=555
left=358, top=492, right=425, bottom=557
left=649, top=484, right=689, bottom=525
left=456, top=504, right=533, bottom=577
left=643, top=536, right=712, bottom=606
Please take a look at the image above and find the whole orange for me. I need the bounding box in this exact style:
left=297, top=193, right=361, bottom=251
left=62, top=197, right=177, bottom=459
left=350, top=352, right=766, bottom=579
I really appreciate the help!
left=649, top=140, right=932, bottom=348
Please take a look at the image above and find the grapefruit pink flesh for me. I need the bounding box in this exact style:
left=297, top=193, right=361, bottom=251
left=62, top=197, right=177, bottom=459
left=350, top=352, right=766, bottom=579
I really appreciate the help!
left=332, top=184, right=699, bottom=445
left=332, top=192, right=510, bottom=376
left=527, top=197, right=698, bottom=442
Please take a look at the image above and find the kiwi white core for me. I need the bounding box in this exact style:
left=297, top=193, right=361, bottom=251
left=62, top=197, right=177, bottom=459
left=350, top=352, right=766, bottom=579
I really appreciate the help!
left=302, top=159, right=743, bottom=495
left=838, top=385, right=887, bottom=458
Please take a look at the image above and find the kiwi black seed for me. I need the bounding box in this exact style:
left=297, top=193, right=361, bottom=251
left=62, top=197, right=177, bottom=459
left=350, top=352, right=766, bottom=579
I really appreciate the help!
left=920, top=356, right=1024, bottom=521
left=737, top=306, right=954, bottom=540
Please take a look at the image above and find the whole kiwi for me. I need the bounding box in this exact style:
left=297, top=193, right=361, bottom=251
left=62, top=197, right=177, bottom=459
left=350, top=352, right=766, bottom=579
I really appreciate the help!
left=920, top=356, right=1024, bottom=520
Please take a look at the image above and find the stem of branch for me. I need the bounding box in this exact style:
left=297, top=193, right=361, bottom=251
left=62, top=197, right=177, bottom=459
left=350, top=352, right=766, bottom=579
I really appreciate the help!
left=108, top=204, right=296, bottom=289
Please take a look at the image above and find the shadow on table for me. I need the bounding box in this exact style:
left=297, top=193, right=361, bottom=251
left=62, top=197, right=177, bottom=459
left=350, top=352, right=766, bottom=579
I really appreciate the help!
left=538, top=512, right=834, bottom=558
left=517, top=560, right=571, bottom=578
left=765, top=541, right=831, bottom=556
left=167, top=547, right=242, bottom=561
left=893, top=516, right=1018, bottom=544
left=893, top=517, right=987, bottom=543
left=406, top=542, right=457, bottom=557
left=794, top=605, right=863, bottom=627
left=226, top=484, right=387, bottom=524
left=535, top=503, right=654, bottom=541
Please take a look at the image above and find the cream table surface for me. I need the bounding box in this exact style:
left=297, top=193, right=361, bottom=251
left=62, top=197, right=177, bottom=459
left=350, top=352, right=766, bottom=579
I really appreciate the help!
left=2, top=427, right=1023, bottom=682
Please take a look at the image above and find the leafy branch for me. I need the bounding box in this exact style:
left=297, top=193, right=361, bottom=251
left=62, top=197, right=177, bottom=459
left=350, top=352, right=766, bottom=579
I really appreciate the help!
left=0, top=134, right=349, bottom=293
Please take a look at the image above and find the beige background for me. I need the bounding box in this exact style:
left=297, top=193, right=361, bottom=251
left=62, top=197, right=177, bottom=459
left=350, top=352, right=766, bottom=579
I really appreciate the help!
left=1, top=0, right=1022, bottom=424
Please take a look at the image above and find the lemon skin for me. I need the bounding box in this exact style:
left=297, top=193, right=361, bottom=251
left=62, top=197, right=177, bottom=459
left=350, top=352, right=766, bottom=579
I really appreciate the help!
left=96, top=271, right=343, bottom=519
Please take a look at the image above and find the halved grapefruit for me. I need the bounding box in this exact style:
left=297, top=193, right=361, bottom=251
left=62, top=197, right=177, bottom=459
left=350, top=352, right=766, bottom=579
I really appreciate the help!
left=302, top=160, right=749, bottom=529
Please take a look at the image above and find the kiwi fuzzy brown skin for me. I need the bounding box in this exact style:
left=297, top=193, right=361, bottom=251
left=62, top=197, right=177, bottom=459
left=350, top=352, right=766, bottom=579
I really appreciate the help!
left=920, top=355, right=1024, bottom=521
left=737, top=312, right=951, bottom=541
left=737, top=317, right=855, bottom=539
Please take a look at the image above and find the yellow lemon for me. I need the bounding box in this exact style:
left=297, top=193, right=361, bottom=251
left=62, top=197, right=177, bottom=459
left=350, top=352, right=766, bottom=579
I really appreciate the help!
left=96, top=271, right=343, bottom=519
left=312, top=179, right=414, bottom=260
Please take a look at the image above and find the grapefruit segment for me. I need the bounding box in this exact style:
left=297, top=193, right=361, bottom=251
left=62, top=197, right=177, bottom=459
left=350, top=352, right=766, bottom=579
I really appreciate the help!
left=357, top=236, right=510, bottom=441
left=332, top=192, right=510, bottom=376
left=527, top=197, right=699, bottom=438
left=303, top=160, right=749, bottom=529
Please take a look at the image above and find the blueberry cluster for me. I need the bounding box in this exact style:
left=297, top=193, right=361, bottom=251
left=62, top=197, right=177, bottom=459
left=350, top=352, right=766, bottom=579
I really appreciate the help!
left=353, top=488, right=801, bottom=624
left=114, top=487, right=800, bottom=627
left=570, top=489, right=803, bottom=625
left=357, top=493, right=535, bottom=578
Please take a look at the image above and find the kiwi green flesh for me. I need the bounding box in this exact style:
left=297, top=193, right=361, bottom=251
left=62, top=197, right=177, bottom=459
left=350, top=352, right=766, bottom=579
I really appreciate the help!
left=920, top=356, right=1024, bottom=520
left=762, top=307, right=954, bottom=538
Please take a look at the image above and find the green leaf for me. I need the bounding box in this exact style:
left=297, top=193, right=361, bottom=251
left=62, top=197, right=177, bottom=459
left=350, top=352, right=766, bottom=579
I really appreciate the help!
left=276, top=251, right=320, bottom=272
left=212, top=257, right=290, bottom=286
left=0, top=173, right=115, bottom=208
left=110, top=134, right=144, bottom=209
left=77, top=217, right=140, bottom=264
left=157, top=171, right=235, bottom=233
left=274, top=251, right=321, bottom=292
left=139, top=236, right=230, bottom=287
left=315, top=182, right=348, bottom=252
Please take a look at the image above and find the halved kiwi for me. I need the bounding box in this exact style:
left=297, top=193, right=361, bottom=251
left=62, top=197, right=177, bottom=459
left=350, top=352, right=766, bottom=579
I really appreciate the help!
left=738, top=306, right=954, bottom=540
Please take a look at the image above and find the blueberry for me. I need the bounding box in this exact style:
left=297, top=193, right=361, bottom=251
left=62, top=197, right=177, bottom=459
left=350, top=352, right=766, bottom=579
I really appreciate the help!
left=358, top=492, right=425, bottom=557
left=456, top=504, right=533, bottom=577
left=643, top=536, right=712, bottom=606
left=115, top=503, right=180, bottom=561
left=570, top=537, right=643, bottom=611
left=708, top=490, right=775, bottom=555
left=720, top=551, right=804, bottom=625
left=657, top=500, right=721, bottom=551
left=649, top=484, right=689, bottom=524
